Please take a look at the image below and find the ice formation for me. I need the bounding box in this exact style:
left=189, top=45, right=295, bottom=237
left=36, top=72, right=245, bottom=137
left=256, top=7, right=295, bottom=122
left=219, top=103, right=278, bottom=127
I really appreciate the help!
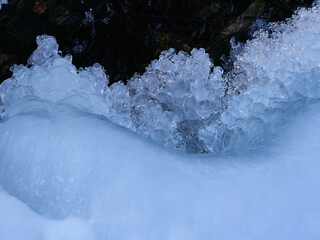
left=105, top=49, right=227, bottom=153
left=1, top=2, right=320, bottom=240
left=106, top=1, right=320, bottom=152
left=1, top=2, right=320, bottom=153
left=0, top=0, right=8, bottom=10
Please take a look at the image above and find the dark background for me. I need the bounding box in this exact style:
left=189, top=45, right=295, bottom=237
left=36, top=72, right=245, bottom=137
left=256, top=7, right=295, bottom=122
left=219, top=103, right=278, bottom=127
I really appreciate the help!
left=0, top=0, right=314, bottom=84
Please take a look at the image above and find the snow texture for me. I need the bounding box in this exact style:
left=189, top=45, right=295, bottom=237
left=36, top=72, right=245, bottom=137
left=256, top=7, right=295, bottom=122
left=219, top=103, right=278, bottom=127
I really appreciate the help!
left=0, top=1, right=320, bottom=240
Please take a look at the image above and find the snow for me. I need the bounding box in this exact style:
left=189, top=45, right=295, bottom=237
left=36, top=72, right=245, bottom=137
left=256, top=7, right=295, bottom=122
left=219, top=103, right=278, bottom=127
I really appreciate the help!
left=0, top=89, right=320, bottom=239
left=0, top=190, right=95, bottom=240
left=0, top=1, right=320, bottom=239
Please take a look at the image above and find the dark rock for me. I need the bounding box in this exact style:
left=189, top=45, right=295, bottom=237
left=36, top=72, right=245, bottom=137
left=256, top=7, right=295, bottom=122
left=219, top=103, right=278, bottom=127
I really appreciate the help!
left=0, top=0, right=314, bottom=84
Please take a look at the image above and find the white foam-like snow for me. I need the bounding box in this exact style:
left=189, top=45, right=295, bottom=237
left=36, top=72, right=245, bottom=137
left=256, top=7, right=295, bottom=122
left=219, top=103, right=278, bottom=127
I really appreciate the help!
left=0, top=89, right=320, bottom=239
left=1, top=1, right=320, bottom=239
left=0, top=189, right=95, bottom=240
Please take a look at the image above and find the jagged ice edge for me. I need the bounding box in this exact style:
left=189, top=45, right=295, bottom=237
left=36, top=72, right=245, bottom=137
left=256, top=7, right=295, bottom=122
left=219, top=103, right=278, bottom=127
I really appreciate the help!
left=1, top=1, right=320, bottom=153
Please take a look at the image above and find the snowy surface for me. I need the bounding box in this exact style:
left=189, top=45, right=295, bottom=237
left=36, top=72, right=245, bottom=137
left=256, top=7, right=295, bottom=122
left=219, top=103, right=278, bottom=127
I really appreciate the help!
left=3, top=99, right=320, bottom=239
left=0, top=0, right=7, bottom=10
left=0, top=190, right=95, bottom=240
left=1, top=98, right=320, bottom=239
left=1, top=1, right=320, bottom=239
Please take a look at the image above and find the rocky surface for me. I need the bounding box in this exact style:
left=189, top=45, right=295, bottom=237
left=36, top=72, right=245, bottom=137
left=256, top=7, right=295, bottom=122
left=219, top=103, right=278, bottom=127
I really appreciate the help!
left=0, top=0, right=314, bottom=84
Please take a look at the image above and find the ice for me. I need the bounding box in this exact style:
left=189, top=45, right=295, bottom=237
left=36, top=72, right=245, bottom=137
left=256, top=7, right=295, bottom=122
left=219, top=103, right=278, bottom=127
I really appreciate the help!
left=1, top=2, right=320, bottom=239
left=101, top=0, right=320, bottom=153
left=104, top=48, right=227, bottom=152
left=0, top=35, right=109, bottom=120
left=27, top=35, right=59, bottom=66
left=2, top=3, right=320, bottom=153
left=249, top=19, right=269, bottom=37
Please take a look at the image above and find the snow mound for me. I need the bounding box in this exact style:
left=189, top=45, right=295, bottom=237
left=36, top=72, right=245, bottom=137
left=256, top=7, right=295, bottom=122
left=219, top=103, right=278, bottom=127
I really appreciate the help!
left=0, top=190, right=95, bottom=240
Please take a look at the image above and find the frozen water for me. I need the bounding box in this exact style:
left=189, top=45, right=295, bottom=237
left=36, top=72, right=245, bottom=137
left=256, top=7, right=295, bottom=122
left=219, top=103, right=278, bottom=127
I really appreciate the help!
left=248, top=19, right=269, bottom=37
left=0, top=0, right=7, bottom=10
left=103, top=1, right=320, bottom=152
left=1, top=3, right=320, bottom=154
left=0, top=83, right=320, bottom=239
left=1, top=1, right=320, bottom=239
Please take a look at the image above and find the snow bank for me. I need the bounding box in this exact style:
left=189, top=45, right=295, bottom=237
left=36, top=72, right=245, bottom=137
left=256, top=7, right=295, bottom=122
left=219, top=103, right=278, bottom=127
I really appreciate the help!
left=0, top=85, right=320, bottom=239
left=0, top=189, right=95, bottom=240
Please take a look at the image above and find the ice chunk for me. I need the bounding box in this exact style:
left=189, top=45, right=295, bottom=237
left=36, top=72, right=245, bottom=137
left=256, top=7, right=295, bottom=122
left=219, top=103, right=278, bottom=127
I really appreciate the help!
left=104, top=0, right=320, bottom=152
left=28, top=35, right=59, bottom=66
left=0, top=35, right=109, bottom=119
left=104, top=48, right=227, bottom=152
